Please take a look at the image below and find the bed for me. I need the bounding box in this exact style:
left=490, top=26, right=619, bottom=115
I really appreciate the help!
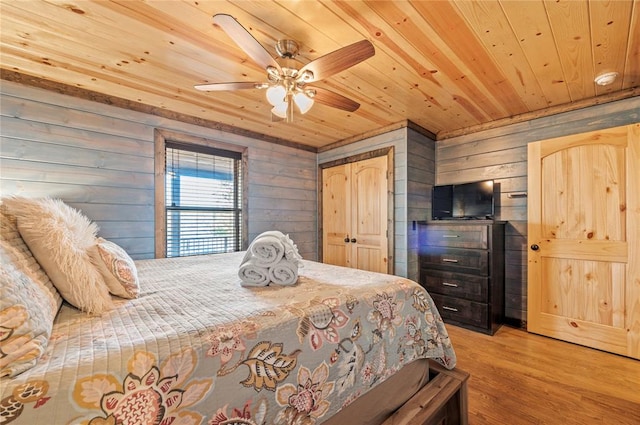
left=0, top=199, right=467, bottom=425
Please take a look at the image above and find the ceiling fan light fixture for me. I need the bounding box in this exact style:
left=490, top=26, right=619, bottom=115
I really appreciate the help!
left=271, top=101, right=289, bottom=119
left=266, top=85, right=286, bottom=106
left=294, top=92, right=314, bottom=114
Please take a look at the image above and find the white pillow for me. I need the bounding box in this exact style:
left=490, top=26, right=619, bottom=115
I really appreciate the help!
left=89, top=237, right=140, bottom=299
left=4, top=197, right=113, bottom=314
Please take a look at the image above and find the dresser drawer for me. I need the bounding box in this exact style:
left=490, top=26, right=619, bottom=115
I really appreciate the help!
left=420, top=269, right=488, bottom=302
left=430, top=293, right=489, bottom=329
left=421, top=225, right=488, bottom=249
left=420, top=248, right=489, bottom=275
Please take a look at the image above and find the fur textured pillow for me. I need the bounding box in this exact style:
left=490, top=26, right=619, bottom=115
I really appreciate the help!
left=3, top=197, right=113, bottom=314
left=89, top=237, right=140, bottom=299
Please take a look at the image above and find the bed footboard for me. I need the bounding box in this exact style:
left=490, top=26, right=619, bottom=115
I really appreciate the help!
left=382, top=360, right=469, bottom=425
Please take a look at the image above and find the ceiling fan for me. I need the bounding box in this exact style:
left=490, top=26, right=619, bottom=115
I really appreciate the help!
left=195, top=14, right=375, bottom=122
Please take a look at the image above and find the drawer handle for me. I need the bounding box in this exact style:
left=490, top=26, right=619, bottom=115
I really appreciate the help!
left=442, top=234, right=460, bottom=238
left=442, top=306, right=459, bottom=312
left=442, top=282, right=458, bottom=287
left=442, top=258, right=459, bottom=263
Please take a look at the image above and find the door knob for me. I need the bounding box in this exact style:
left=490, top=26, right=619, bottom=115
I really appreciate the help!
left=344, top=237, right=350, bottom=243
left=530, top=244, right=539, bottom=251
left=351, top=238, right=357, bottom=243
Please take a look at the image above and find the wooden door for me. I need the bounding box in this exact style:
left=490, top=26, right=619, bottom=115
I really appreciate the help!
left=527, top=123, right=640, bottom=359
left=322, top=156, right=389, bottom=273
left=322, top=164, right=350, bottom=267
left=351, top=156, right=389, bottom=273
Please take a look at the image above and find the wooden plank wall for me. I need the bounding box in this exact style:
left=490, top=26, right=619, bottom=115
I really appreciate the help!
left=435, top=96, right=640, bottom=325
left=0, top=80, right=318, bottom=260
left=406, top=128, right=436, bottom=282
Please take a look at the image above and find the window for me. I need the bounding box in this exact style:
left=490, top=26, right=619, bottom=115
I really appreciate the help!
left=164, top=141, right=243, bottom=257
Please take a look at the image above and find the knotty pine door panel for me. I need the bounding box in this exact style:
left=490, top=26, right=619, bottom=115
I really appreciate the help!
left=322, top=156, right=389, bottom=273
left=527, top=123, right=640, bottom=359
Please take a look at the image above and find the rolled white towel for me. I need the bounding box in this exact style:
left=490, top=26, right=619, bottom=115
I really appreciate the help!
left=268, top=259, right=299, bottom=286
left=256, top=230, right=303, bottom=265
left=242, top=233, right=285, bottom=268
left=238, top=260, right=270, bottom=287
left=281, top=235, right=303, bottom=265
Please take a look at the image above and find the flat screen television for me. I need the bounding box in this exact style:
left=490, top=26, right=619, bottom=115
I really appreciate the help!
left=432, top=180, right=495, bottom=220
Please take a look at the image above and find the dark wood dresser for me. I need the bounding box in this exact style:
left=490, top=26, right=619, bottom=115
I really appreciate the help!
left=418, top=221, right=505, bottom=335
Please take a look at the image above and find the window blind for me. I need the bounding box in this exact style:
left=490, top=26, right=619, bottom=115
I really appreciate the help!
left=165, top=143, right=242, bottom=257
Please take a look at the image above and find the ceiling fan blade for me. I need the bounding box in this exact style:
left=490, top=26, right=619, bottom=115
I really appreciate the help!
left=298, top=40, right=374, bottom=83
left=213, top=14, right=281, bottom=73
left=194, top=82, right=265, bottom=91
left=311, top=87, right=360, bottom=112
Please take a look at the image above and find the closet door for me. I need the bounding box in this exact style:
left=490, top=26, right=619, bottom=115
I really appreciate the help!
left=351, top=156, right=388, bottom=273
left=322, top=156, right=389, bottom=273
left=527, top=123, right=639, bottom=359
left=322, top=164, right=350, bottom=267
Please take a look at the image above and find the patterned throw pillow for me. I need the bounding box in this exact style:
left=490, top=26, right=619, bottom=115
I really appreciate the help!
left=89, top=237, right=140, bottom=299
left=3, top=197, right=113, bottom=314
left=0, top=240, right=59, bottom=377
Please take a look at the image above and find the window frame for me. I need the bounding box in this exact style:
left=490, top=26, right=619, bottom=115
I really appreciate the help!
left=154, top=129, right=248, bottom=258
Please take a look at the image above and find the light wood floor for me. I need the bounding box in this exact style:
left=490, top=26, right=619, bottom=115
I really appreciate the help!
left=445, top=325, right=640, bottom=425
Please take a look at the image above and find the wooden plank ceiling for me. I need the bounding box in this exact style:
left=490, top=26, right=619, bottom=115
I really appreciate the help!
left=1, top=0, right=638, bottom=150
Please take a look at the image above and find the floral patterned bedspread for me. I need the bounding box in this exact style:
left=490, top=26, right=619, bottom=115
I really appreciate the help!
left=0, top=252, right=456, bottom=425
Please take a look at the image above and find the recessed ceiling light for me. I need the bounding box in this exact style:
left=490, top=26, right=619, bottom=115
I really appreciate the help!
left=594, top=72, right=619, bottom=86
